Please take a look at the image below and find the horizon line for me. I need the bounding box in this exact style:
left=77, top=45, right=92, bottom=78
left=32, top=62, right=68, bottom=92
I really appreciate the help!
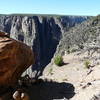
left=0, top=13, right=97, bottom=17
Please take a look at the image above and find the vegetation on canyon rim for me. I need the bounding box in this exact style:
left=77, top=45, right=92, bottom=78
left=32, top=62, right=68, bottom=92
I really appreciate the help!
left=54, top=55, right=63, bottom=66
left=84, top=60, right=91, bottom=69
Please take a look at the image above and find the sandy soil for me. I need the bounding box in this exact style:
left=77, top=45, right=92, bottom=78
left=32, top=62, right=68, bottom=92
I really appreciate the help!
left=41, top=52, right=100, bottom=100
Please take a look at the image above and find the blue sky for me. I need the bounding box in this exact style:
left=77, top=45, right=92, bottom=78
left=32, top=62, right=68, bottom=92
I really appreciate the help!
left=0, top=0, right=99, bottom=16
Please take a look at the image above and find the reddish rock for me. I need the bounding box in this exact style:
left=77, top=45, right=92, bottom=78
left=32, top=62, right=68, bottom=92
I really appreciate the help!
left=0, top=31, right=35, bottom=87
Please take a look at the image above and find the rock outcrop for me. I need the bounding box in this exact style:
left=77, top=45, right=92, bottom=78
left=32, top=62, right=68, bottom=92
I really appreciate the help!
left=0, top=31, right=34, bottom=87
left=13, top=89, right=30, bottom=100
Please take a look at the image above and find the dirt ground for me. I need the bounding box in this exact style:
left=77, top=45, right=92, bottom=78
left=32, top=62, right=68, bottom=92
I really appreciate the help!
left=41, top=52, right=100, bottom=100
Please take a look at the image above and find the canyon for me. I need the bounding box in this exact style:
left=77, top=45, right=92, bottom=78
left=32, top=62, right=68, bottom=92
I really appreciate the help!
left=0, top=14, right=89, bottom=77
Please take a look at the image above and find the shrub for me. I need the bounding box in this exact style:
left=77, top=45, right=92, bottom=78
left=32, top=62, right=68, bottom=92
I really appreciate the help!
left=84, top=60, right=91, bottom=68
left=70, top=48, right=77, bottom=53
left=54, top=56, right=63, bottom=66
left=49, top=68, right=53, bottom=75
left=67, top=49, right=70, bottom=54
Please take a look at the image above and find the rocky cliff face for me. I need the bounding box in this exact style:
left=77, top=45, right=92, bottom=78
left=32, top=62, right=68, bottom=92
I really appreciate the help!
left=0, top=15, right=89, bottom=77
left=55, top=15, right=100, bottom=56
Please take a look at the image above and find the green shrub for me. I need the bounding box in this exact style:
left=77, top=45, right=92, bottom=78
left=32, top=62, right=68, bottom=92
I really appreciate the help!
left=49, top=68, right=53, bottom=75
left=70, top=48, right=77, bottom=53
left=54, top=56, right=63, bottom=66
left=84, top=60, right=91, bottom=68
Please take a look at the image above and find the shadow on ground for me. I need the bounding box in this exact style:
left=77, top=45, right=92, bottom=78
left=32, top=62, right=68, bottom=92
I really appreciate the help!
left=25, top=79, right=75, bottom=100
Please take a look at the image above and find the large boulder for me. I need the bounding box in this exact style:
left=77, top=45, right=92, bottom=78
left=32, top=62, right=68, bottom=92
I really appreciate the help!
left=0, top=31, right=35, bottom=87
